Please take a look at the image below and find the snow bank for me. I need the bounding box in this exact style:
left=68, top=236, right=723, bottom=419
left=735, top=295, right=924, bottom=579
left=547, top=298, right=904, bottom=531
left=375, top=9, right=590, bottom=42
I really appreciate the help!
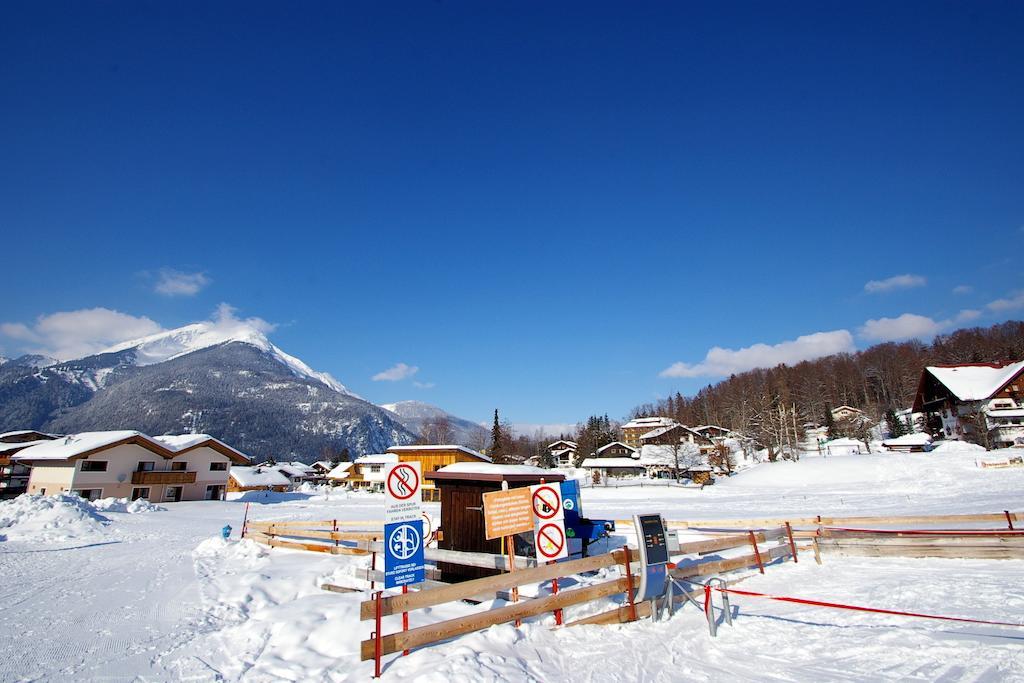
left=932, top=440, right=987, bottom=453
left=0, top=494, right=110, bottom=543
left=92, top=497, right=167, bottom=514
left=193, top=536, right=269, bottom=564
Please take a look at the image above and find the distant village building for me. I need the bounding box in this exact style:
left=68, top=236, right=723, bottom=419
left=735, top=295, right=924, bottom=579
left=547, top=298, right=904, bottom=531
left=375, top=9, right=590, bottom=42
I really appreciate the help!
left=385, top=445, right=492, bottom=501
left=640, top=423, right=713, bottom=451
left=579, top=457, right=645, bottom=478
left=227, top=466, right=291, bottom=493
left=15, top=431, right=249, bottom=502
left=325, top=461, right=354, bottom=483
left=831, top=406, right=866, bottom=423
left=881, top=432, right=933, bottom=453
left=270, top=461, right=315, bottom=486
left=823, top=437, right=867, bottom=456
left=620, top=417, right=676, bottom=450
left=310, top=461, right=335, bottom=477
left=546, top=440, right=578, bottom=467
left=911, top=360, right=1024, bottom=448
left=594, top=441, right=637, bottom=458
left=0, top=430, right=58, bottom=498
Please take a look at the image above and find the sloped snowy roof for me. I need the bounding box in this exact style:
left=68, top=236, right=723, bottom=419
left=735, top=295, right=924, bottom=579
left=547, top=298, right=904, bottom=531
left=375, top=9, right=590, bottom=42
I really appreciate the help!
left=276, top=463, right=313, bottom=478
left=229, top=466, right=291, bottom=488
left=326, top=462, right=353, bottom=479
left=640, top=424, right=707, bottom=441
left=0, top=440, right=49, bottom=454
left=355, top=453, right=399, bottom=465
left=0, top=430, right=60, bottom=442
left=387, top=444, right=491, bottom=462
left=882, top=432, right=933, bottom=447
left=579, top=457, right=646, bottom=469
left=152, top=434, right=251, bottom=463
left=595, top=441, right=636, bottom=455
left=547, top=440, right=577, bottom=449
left=621, top=417, right=676, bottom=430
left=433, top=462, right=552, bottom=476
left=925, top=361, right=1024, bottom=402
left=13, top=431, right=160, bottom=461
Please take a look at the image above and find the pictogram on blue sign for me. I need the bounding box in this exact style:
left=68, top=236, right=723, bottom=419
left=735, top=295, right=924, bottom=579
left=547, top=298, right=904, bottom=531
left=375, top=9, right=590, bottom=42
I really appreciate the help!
left=384, top=521, right=425, bottom=588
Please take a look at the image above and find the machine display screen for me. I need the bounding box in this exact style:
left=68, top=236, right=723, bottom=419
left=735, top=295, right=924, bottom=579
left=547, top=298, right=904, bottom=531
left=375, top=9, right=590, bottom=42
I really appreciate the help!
left=637, top=514, right=669, bottom=565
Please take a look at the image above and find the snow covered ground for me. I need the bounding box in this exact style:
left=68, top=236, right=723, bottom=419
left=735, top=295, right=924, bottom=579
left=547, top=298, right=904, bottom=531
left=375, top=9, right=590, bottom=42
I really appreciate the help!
left=0, top=448, right=1022, bottom=681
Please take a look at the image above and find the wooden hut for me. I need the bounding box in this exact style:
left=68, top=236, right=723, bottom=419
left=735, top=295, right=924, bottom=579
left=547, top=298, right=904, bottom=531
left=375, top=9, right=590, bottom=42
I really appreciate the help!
left=424, top=463, right=564, bottom=582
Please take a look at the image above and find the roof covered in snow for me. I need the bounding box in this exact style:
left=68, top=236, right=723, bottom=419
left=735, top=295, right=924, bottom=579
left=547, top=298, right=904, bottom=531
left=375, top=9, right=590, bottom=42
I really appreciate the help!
left=354, top=453, right=399, bottom=465
left=882, top=432, right=933, bottom=447
left=621, top=416, right=676, bottom=430
left=924, top=361, right=1024, bottom=402
left=326, top=462, right=353, bottom=479
left=427, top=462, right=560, bottom=481
left=547, top=440, right=577, bottom=450
left=275, top=463, right=313, bottom=478
left=640, top=424, right=707, bottom=442
left=0, top=430, right=60, bottom=443
left=595, top=441, right=636, bottom=454
left=15, top=431, right=250, bottom=464
left=579, top=457, right=646, bottom=468
left=0, top=440, right=50, bottom=454
left=229, top=466, right=291, bottom=488
left=387, top=444, right=491, bottom=462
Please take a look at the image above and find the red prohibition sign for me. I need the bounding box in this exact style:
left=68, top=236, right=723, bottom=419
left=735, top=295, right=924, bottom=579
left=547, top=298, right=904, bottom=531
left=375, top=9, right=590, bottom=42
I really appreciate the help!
left=532, top=486, right=561, bottom=519
left=387, top=464, right=419, bottom=500
left=536, top=523, right=565, bottom=558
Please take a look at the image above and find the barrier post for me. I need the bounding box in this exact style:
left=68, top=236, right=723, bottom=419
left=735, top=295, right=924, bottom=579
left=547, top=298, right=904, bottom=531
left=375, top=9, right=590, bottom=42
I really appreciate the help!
left=785, top=522, right=798, bottom=563
left=333, top=519, right=339, bottom=548
left=373, top=590, right=383, bottom=678
left=402, top=585, right=410, bottom=656
left=507, top=535, right=521, bottom=627
left=704, top=584, right=717, bottom=637
left=622, top=545, right=637, bottom=622
left=1005, top=510, right=1015, bottom=531
left=747, top=531, right=765, bottom=574
left=812, top=536, right=822, bottom=565
left=548, top=560, right=563, bottom=625
left=241, top=502, right=250, bottom=538
left=370, top=536, right=377, bottom=590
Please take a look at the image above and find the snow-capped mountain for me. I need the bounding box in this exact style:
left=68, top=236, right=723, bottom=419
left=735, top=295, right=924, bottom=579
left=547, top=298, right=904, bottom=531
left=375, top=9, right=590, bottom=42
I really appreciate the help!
left=379, top=400, right=488, bottom=447
left=0, top=322, right=412, bottom=460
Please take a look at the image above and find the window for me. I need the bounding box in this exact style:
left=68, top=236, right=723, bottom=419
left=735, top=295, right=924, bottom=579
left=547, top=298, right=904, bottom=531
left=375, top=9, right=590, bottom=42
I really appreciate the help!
left=131, top=487, right=150, bottom=501
left=137, top=461, right=155, bottom=472
left=72, top=489, right=102, bottom=501
left=171, top=461, right=188, bottom=471
left=80, top=461, right=108, bottom=472
left=209, top=462, right=228, bottom=471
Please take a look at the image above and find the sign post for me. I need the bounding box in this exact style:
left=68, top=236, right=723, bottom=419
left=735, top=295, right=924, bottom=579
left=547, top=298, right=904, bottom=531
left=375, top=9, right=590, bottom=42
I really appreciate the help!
left=384, top=462, right=425, bottom=590
left=632, top=514, right=669, bottom=604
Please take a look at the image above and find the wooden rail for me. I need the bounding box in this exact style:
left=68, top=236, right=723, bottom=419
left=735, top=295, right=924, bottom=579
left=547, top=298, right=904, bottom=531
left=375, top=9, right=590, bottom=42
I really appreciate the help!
left=622, top=511, right=1022, bottom=530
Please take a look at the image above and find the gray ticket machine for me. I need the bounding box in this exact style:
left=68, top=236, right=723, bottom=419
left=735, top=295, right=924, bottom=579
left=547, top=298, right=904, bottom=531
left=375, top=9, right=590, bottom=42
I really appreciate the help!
left=632, top=513, right=670, bottom=602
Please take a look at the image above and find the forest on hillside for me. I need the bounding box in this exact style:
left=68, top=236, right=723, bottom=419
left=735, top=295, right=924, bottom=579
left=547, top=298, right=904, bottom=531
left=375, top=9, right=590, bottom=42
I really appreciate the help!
left=629, top=320, right=1024, bottom=455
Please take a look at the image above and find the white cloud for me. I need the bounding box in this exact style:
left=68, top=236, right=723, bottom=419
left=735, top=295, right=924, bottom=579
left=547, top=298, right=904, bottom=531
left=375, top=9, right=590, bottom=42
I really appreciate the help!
left=372, top=362, right=419, bottom=382
left=863, top=274, right=927, bottom=294
left=659, top=330, right=856, bottom=378
left=954, top=309, right=981, bottom=323
left=859, top=313, right=945, bottom=342
left=986, top=291, right=1024, bottom=312
left=952, top=284, right=973, bottom=295
left=0, top=308, right=164, bottom=360
left=155, top=269, right=211, bottom=297
left=413, top=381, right=436, bottom=389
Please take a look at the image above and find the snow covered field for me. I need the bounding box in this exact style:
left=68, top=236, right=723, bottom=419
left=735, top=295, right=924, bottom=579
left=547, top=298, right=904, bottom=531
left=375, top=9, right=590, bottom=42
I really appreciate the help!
left=1, top=448, right=1022, bottom=681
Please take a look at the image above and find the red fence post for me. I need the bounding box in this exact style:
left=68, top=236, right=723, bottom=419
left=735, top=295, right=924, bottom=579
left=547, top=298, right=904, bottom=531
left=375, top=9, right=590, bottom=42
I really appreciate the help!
left=748, top=531, right=765, bottom=574
left=370, top=536, right=377, bottom=590
left=373, top=590, right=383, bottom=678
left=548, top=560, right=563, bottom=625
left=785, top=522, right=798, bottom=563
left=402, top=584, right=410, bottom=656
left=622, top=545, right=637, bottom=622
left=1005, top=510, right=1015, bottom=531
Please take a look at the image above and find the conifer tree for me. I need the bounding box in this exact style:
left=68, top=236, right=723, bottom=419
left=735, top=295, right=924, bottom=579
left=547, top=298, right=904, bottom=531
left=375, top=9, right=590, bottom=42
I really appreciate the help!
left=490, top=409, right=506, bottom=463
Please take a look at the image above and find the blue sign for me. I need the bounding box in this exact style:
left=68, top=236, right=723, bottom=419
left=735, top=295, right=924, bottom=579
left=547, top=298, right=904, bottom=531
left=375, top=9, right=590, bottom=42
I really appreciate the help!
left=560, top=479, right=582, bottom=528
left=384, top=521, right=425, bottom=589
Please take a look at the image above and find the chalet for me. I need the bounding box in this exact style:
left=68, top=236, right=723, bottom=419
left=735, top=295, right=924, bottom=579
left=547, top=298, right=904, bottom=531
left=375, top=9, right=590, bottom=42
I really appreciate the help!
left=638, top=444, right=713, bottom=484
left=594, top=441, right=637, bottom=458
left=325, top=461, right=354, bottom=484
left=546, top=440, right=578, bottom=467
left=272, top=461, right=315, bottom=486
left=15, top=431, right=249, bottom=502
left=579, top=457, right=645, bottom=479
left=640, top=423, right=713, bottom=451
left=344, top=453, right=399, bottom=492
left=831, top=406, right=865, bottom=422
left=0, top=430, right=59, bottom=498
left=620, top=417, right=676, bottom=450
left=310, top=461, right=335, bottom=476
left=227, top=466, right=291, bottom=493
left=386, top=445, right=492, bottom=501
left=911, top=360, right=1024, bottom=448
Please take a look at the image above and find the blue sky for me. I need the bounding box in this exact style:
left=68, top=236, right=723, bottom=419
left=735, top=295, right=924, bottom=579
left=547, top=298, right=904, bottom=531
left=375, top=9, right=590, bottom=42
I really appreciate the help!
left=2, top=2, right=1022, bottom=431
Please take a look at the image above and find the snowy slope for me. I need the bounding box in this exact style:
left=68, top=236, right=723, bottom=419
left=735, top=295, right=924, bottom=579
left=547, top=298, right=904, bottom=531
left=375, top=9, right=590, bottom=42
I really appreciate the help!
left=104, top=322, right=355, bottom=397
left=379, top=400, right=488, bottom=446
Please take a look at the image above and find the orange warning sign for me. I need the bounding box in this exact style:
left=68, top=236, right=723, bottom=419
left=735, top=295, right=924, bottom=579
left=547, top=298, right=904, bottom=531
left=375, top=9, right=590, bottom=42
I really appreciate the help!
left=482, top=487, right=534, bottom=540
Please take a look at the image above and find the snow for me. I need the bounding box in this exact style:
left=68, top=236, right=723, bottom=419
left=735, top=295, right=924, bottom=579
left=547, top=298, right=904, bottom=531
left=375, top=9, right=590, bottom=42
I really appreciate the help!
left=327, top=462, right=353, bottom=479
left=228, top=466, right=291, bottom=488
left=882, top=432, right=933, bottom=447
left=354, top=453, right=399, bottom=465
left=92, top=497, right=168, bottom=513
left=0, top=439, right=49, bottom=454
left=621, top=416, right=676, bottom=430
left=0, top=493, right=110, bottom=543
left=579, top=457, right=645, bottom=469
left=933, top=440, right=987, bottom=453
left=639, top=443, right=701, bottom=466
left=152, top=433, right=215, bottom=450
left=925, top=361, right=1024, bottom=401
left=435, top=462, right=553, bottom=476
left=12, top=430, right=149, bottom=461
left=102, top=321, right=357, bottom=397
left=0, top=445, right=1021, bottom=680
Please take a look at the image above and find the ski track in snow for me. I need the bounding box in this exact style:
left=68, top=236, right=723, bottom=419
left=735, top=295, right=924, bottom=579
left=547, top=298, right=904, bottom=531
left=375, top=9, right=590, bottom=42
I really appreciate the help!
left=0, top=450, right=1022, bottom=681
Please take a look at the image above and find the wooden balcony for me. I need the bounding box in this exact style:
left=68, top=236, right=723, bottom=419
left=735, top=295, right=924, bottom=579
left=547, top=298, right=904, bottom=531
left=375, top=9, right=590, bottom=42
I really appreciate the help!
left=131, top=470, right=197, bottom=485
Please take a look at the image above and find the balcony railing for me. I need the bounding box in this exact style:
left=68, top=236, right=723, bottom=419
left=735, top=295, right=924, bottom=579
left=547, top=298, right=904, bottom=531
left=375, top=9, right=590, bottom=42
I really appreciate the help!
left=131, top=471, right=197, bottom=485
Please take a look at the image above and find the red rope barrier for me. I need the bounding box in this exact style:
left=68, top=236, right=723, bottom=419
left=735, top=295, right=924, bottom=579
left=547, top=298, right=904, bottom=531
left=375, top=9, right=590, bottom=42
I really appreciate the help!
left=716, top=587, right=1024, bottom=628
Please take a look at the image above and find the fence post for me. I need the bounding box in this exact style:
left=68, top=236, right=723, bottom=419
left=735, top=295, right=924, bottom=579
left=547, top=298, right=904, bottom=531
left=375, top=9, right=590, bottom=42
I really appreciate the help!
left=1005, top=510, right=1015, bottom=531
left=747, top=531, right=765, bottom=574
left=333, top=519, right=339, bottom=548
left=704, top=584, right=717, bottom=637
left=785, top=522, right=798, bottom=563
left=622, top=545, right=637, bottom=622
left=548, top=560, right=563, bottom=625
left=507, top=535, right=521, bottom=627
left=241, top=502, right=250, bottom=538
left=402, top=584, right=410, bottom=656
left=812, top=536, right=822, bottom=565
left=373, top=590, right=383, bottom=678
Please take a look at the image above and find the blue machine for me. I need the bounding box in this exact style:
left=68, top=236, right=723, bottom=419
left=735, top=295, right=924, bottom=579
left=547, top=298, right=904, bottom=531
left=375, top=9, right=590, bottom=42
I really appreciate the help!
left=559, top=479, right=615, bottom=555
